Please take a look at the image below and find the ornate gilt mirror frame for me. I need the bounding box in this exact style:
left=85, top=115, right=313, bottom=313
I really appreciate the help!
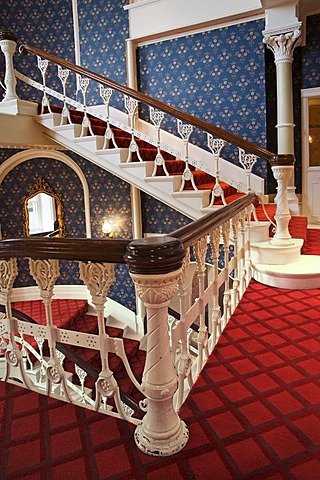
left=22, top=178, right=66, bottom=237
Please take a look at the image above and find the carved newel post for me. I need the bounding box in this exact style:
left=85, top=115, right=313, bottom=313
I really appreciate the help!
left=269, top=154, right=295, bottom=246
left=125, top=236, right=189, bottom=456
left=0, top=31, right=18, bottom=102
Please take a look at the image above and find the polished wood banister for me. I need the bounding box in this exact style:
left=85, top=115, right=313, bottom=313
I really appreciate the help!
left=19, top=43, right=274, bottom=161
left=170, top=193, right=257, bottom=248
left=0, top=196, right=256, bottom=267
left=0, top=237, right=130, bottom=263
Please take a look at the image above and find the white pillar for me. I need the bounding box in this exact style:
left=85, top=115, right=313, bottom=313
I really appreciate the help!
left=263, top=21, right=301, bottom=215
left=0, top=32, right=18, bottom=102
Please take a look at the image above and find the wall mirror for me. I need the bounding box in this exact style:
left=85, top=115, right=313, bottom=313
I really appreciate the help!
left=22, top=178, right=66, bottom=237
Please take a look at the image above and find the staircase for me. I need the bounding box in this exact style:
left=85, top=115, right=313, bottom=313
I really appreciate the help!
left=34, top=105, right=249, bottom=221
left=34, top=105, right=320, bottom=287
left=5, top=299, right=146, bottom=415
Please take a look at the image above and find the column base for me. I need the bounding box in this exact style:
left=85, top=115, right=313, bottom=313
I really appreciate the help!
left=134, top=420, right=189, bottom=457
left=0, top=99, right=38, bottom=115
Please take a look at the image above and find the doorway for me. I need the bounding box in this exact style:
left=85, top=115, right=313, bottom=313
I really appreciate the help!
left=302, top=87, right=320, bottom=224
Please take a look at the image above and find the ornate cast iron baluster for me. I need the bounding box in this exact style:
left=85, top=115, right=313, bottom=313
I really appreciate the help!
left=34, top=335, right=46, bottom=381
left=209, top=228, right=221, bottom=344
left=150, top=107, right=169, bottom=176
left=239, top=209, right=248, bottom=297
left=78, top=76, right=94, bottom=137
left=238, top=148, right=257, bottom=194
left=172, top=250, right=193, bottom=410
left=37, top=56, right=52, bottom=114
left=0, top=258, right=30, bottom=387
left=207, top=135, right=227, bottom=206
left=239, top=148, right=258, bottom=222
left=29, top=258, right=72, bottom=401
left=99, top=85, right=118, bottom=149
left=57, top=66, right=71, bottom=126
left=194, top=236, right=209, bottom=373
left=221, top=222, right=232, bottom=331
left=75, top=364, right=87, bottom=404
left=79, top=261, right=121, bottom=412
left=231, top=214, right=241, bottom=313
left=124, top=95, right=143, bottom=163
left=177, top=120, right=197, bottom=191
left=245, top=205, right=253, bottom=283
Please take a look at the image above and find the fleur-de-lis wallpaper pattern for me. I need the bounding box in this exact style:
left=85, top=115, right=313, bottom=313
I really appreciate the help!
left=302, top=14, right=320, bottom=89
left=0, top=1, right=319, bottom=311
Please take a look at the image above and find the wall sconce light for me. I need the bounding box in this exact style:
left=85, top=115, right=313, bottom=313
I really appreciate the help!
left=102, top=219, right=115, bottom=238
left=309, top=134, right=313, bottom=144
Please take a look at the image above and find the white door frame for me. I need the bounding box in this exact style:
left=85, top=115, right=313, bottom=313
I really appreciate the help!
left=301, top=86, right=320, bottom=224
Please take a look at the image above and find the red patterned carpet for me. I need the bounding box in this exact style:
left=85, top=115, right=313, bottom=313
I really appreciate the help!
left=1, top=230, right=320, bottom=479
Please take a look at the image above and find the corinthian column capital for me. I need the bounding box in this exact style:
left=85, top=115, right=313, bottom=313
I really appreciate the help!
left=263, top=24, right=302, bottom=64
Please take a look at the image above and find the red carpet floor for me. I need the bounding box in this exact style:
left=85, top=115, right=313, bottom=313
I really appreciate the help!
left=1, top=231, right=320, bottom=479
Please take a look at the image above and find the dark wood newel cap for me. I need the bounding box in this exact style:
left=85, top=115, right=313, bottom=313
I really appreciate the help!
left=269, top=154, right=295, bottom=167
left=0, top=31, right=17, bottom=42
left=125, top=236, right=185, bottom=275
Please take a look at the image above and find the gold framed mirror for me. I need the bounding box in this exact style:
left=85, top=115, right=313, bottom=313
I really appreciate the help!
left=22, top=178, right=66, bottom=237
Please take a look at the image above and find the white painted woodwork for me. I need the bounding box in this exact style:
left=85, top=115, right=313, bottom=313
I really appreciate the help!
left=301, top=88, right=320, bottom=224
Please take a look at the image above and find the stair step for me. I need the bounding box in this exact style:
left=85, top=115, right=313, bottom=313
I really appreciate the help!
left=35, top=105, right=309, bottom=239
left=172, top=189, right=211, bottom=209
left=63, top=315, right=146, bottom=400
left=37, top=106, right=240, bottom=205
left=12, top=299, right=89, bottom=330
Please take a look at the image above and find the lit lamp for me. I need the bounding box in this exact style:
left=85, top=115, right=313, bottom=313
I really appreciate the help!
left=102, top=219, right=115, bottom=238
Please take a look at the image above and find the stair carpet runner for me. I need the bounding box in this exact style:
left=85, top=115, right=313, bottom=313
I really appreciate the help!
left=10, top=299, right=146, bottom=406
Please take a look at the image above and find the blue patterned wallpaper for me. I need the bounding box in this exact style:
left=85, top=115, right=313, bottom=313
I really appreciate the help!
left=137, top=19, right=269, bottom=187
left=76, top=0, right=128, bottom=109
left=141, top=192, right=191, bottom=234
left=0, top=0, right=75, bottom=103
left=302, top=14, right=320, bottom=89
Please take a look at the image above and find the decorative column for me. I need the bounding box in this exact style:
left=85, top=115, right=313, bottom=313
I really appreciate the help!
left=0, top=31, right=18, bottom=102
left=269, top=154, right=295, bottom=246
left=125, top=236, right=189, bottom=456
left=263, top=22, right=301, bottom=215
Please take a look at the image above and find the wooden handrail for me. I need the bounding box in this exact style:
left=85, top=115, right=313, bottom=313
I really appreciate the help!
left=171, top=193, right=257, bottom=248
left=0, top=195, right=256, bottom=268
left=19, top=43, right=274, bottom=161
left=0, top=237, right=130, bottom=263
